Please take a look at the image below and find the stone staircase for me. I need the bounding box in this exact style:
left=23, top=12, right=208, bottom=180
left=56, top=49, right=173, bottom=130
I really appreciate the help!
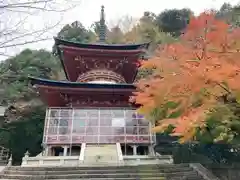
left=0, top=164, right=213, bottom=179
left=0, top=146, right=9, bottom=166
left=83, top=144, right=119, bottom=165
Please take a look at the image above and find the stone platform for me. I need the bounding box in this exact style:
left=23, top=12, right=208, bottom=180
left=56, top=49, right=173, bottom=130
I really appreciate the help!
left=21, top=143, right=173, bottom=167
left=0, top=163, right=213, bottom=180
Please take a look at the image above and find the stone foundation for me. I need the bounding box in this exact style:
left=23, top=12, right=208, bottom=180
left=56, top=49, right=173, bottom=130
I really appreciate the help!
left=21, top=143, right=172, bottom=167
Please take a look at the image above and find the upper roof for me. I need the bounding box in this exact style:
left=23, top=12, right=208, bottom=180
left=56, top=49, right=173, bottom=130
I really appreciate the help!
left=53, top=6, right=150, bottom=83
left=54, top=37, right=150, bottom=51
left=54, top=37, right=149, bottom=83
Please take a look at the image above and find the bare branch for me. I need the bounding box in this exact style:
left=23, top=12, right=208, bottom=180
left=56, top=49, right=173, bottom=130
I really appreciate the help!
left=1, top=0, right=79, bottom=12
left=0, top=37, right=51, bottom=48
left=0, top=17, right=61, bottom=48
left=0, top=0, right=53, bottom=8
left=0, top=0, right=81, bottom=57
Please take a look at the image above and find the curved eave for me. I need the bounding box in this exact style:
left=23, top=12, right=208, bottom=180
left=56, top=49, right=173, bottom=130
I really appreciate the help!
left=29, top=77, right=136, bottom=90
left=59, top=45, right=146, bottom=55
left=54, top=37, right=150, bottom=50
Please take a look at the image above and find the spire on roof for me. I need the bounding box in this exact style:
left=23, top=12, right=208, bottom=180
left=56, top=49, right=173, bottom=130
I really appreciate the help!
left=99, top=5, right=106, bottom=43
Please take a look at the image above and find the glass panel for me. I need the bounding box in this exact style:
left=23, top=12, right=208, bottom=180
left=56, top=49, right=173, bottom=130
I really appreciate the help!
left=72, top=127, right=85, bottom=134
left=59, top=119, right=69, bottom=126
left=49, top=118, right=59, bottom=126
left=47, top=127, right=58, bottom=135
left=126, top=136, right=137, bottom=143
left=126, top=126, right=134, bottom=134
left=139, top=136, right=150, bottom=142
left=84, top=109, right=98, bottom=126
left=60, top=109, right=72, bottom=117
left=58, top=135, right=70, bottom=142
left=73, top=119, right=86, bottom=127
left=73, top=109, right=86, bottom=118
left=112, top=109, right=124, bottom=118
left=100, top=118, right=111, bottom=126
left=114, top=136, right=125, bottom=143
left=112, top=127, right=124, bottom=136
left=99, top=127, right=112, bottom=135
left=85, top=136, right=98, bottom=143
left=99, top=136, right=113, bottom=143
left=139, top=126, right=149, bottom=134
left=47, top=136, right=57, bottom=142
left=125, top=110, right=133, bottom=118
left=72, top=135, right=85, bottom=143
left=100, top=109, right=111, bottom=115
left=86, top=127, right=98, bottom=135
left=49, top=110, right=59, bottom=117
left=86, top=109, right=98, bottom=117
left=59, top=127, right=69, bottom=135
left=126, top=126, right=138, bottom=135
left=112, top=117, right=125, bottom=127
left=125, top=113, right=136, bottom=126
left=87, top=118, right=98, bottom=126
left=45, top=108, right=152, bottom=144
left=138, top=118, right=148, bottom=126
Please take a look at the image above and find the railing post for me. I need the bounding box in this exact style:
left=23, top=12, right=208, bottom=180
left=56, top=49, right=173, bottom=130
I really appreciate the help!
left=25, top=151, right=30, bottom=157
left=79, top=143, right=86, bottom=164
left=21, top=151, right=30, bottom=166
left=116, top=143, right=123, bottom=161
left=7, top=154, right=12, bottom=166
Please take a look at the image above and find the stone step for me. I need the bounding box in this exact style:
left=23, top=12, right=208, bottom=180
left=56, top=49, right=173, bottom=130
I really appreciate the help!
left=0, top=164, right=208, bottom=180
left=84, top=144, right=119, bottom=163
left=0, top=178, right=204, bottom=180
left=45, top=178, right=203, bottom=180
left=3, top=167, right=193, bottom=175
left=0, top=171, right=201, bottom=179
left=49, top=179, right=203, bottom=180
left=7, top=163, right=190, bottom=171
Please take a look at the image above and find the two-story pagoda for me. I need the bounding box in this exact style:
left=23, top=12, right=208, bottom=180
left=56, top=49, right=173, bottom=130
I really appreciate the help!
left=26, top=6, right=158, bottom=166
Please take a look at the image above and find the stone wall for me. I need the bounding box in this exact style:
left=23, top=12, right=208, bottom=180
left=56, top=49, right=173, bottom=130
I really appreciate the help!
left=205, top=164, right=240, bottom=180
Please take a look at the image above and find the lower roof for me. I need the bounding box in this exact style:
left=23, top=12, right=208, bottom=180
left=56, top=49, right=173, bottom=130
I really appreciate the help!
left=29, top=77, right=135, bottom=89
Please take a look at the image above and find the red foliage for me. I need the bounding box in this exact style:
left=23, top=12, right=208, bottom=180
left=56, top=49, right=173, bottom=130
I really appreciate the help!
left=132, top=12, right=240, bottom=142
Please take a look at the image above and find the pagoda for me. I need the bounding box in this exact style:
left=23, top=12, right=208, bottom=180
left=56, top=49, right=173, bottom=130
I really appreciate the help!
left=23, top=6, right=161, bottom=166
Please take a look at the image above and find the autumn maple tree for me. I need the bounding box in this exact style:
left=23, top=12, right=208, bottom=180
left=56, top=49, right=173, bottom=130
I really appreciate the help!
left=132, top=12, right=240, bottom=143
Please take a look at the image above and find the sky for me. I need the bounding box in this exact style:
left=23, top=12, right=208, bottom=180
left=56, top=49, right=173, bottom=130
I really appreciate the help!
left=0, top=0, right=239, bottom=59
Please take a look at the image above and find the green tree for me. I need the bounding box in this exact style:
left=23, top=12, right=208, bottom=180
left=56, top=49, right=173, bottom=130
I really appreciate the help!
left=217, top=3, right=240, bottom=27
left=107, top=26, right=125, bottom=44
left=57, top=21, right=96, bottom=43
left=140, top=11, right=157, bottom=24
left=52, top=21, right=96, bottom=55
left=156, top=8, right=193, bottom=37
left=2, top=107, right=45, bottom=165
left=124, top=13, right=176, bottom=50
left=0, top=49, right=61, bottom=105
left=127, top=12, right=176, bottom=80
left=0, top=49, right=62, bottom=163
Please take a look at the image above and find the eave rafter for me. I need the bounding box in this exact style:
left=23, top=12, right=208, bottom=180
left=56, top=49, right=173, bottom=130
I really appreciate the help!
left=37, top=85, right=135, bottom=93
left=59, top=45, right=145, bottom=56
